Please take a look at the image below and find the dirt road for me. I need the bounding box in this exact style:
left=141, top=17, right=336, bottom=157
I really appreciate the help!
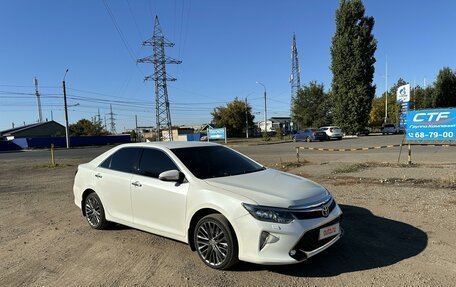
left=0, top=149, right=455, bottom=286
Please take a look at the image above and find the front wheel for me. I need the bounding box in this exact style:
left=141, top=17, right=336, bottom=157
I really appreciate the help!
left=194, top=214, right=238, bottom=270
left=306, top=137, right=312, bottom=143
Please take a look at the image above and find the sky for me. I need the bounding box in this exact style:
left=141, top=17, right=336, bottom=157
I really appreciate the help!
left=1, top=0, right=455, bottom=132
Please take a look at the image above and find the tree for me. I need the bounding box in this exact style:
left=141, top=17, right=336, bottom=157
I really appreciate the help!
left=70, top=118, right=108, bottom=136
left=211, top=97, right=255, bottom=137
left=369, top=78, right=406, bottom=127
left=433, top=67, right=456, bottom=108
left=330, top=0, right=377, bottom=134
left=412, top=85, right=435, bottom=110
left=291, top=81, right=330, bottom=129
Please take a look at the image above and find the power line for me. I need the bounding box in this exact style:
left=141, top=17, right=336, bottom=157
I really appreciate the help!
left=102, top=0, right=145, bottom=77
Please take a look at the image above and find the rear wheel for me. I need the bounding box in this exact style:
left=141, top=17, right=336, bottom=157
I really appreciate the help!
left=194, top=214, right=238, bottom=270
left=84, top=192, right=110, bottom=230
left=306, top=137, right=312, bottom=143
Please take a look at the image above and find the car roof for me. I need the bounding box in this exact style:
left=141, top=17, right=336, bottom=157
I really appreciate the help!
left=115, top=141, right=219, bottom=150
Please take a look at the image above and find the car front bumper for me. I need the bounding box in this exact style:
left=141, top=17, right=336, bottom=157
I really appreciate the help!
left=233, top=204, right=343, bottom=265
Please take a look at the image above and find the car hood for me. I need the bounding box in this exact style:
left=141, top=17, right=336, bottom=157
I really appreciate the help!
left=204, top=169, right=329, bottom=208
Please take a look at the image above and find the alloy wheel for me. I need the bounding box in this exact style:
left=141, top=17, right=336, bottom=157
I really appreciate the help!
left=85, top=195, right=101, bottom=227
left=196, top=221, right=229, bottom=266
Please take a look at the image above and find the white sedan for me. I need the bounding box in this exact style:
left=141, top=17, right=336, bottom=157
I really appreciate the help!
left=73, top=142, right=343, bottom=269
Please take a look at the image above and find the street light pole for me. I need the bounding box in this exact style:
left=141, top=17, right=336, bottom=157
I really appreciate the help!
left=384, top=56, right=388, bottom=124
left=245, top=97, right=249, bottom=139
left=62, top=69, right=70, bottom=149
left=256, top=82, right=267, bottom=134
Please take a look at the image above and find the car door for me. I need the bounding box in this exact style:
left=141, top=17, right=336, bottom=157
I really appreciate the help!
left=130, top=148, right=188, bottom=238
left=94, top=147, right=142, bottom=223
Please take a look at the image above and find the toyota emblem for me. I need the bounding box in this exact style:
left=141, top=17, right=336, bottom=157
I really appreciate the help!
left=321, top=205, right=329, bottom=217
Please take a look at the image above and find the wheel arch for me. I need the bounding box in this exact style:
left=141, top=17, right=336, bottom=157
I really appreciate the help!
left=187, top=208, right=238, bottom=252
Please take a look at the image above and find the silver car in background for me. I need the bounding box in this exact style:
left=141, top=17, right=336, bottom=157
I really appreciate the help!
left=320, top=126, right=343, bottom=140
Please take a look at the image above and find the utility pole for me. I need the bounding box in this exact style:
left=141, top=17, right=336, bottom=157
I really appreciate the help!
left=137, top=16, right=181, bottom=141
left=62, top=69, right=70, bottom=149
left=245, top=97, right=249, bottom=139
left=135, top=114, right=139, bottom=142
left=34, top=77, right=43, bottom=123
left=109, top=104, right=116, bottom=134
left=104, top=115, right=107, bottom=130
left=290, top=33, right=301, bottom=109
left=256, top=82, right=267, bottom=134
left=97, top=108, right=101, bottom=125
left=384, top=56, right=388, bottom=124
left=51, top=109, right=53, bottom=121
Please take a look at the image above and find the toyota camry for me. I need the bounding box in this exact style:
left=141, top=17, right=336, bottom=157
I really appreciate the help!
left=73, top=142, right=343, bottom=269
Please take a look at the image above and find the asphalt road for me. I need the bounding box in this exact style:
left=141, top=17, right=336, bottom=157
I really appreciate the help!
left=0, top=134, right=454, bottom=165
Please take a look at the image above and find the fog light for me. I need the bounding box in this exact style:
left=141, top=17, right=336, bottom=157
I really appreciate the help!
left=289, top=249, right=296, bottom=256
left=259, top=231, right=279, bottom=251
left=259, top=231, right=270, bottom=250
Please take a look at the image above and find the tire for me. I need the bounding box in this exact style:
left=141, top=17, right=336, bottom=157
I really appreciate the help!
left=292, top=137, right=296, bottom=142
left=84, top=192, right=110, bottom=230
left=306, top=137, right=312, bottom=143
left=194, top=214, right=238, bottom=270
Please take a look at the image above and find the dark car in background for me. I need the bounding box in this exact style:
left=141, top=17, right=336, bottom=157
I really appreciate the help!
left=292, top=128, right=328, bottom=142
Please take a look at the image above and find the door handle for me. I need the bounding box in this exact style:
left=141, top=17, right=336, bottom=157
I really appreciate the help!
left=95, top=173, right=103, bottom=179
left=132, top=181, right=142, bottom=187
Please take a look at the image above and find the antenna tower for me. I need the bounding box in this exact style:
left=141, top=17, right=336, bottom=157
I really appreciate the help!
left=290, top=33, right=301, bottom=103
left=138, top=16, right=182, bottom=141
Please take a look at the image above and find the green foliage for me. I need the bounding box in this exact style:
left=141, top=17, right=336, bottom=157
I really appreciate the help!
left=331, top=0, right=377, bottom=134
left=275, top=127, right=284, bottom=140
left=211, top=97, right=255, bottom=137
left=69, top=118, right=108, bottom=136
left=433, top=67, right=456, bottom=108
left=412, top=85, right=435, bottom=110
left=291, top=81, right=330, bottom=129
left=369, top=78, right=406, bottom=126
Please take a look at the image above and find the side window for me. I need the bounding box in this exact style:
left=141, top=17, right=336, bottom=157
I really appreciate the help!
left=138, top=148, right=178, bottom=178
left=99, top=155, right=112, bottom=169
left=107, top=147, right=142, bottom=173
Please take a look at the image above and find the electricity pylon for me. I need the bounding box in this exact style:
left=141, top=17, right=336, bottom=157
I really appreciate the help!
left=290, top=33, right=301, bottom=103
left=137, top=16, right=181, bottom=141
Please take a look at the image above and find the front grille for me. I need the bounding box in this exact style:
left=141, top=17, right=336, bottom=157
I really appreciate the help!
left=291, top=199, right=336, bottom=220
left=293, top=216, right=342, bottom=253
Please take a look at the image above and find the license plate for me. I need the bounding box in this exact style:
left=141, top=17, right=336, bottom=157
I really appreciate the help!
left=319, top=223, right=340, bottom=240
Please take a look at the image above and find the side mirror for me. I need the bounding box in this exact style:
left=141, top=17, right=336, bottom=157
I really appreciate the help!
left=158, top=170, right=184, bottom=183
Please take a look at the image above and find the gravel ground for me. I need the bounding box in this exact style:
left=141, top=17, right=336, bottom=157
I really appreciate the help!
left=0, top=148, right=455, bottom=286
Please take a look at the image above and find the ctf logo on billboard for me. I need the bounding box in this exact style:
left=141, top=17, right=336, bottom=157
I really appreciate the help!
left=396, top=84, right=410, bottom=103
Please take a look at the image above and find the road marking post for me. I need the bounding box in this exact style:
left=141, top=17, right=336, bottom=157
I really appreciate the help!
left=51, top=144, right=56, bottom=167
left=296, top=147, right=300, bottom=163
left=408, top=143, right=412, bottom=165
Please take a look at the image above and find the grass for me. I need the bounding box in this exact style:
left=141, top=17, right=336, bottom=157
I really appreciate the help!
left=332, top=163, right=370, bottom=174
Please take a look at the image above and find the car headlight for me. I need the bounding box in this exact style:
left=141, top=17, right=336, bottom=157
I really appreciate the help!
left=242, top=203, right=295, bottom=224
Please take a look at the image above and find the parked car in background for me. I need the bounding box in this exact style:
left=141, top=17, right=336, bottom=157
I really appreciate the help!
left=73, top=142, right=343, bottom=269
left=293, top=128, right=328, bottom=142
left=382, top=124, right=398, bottom=135
left=357, top=127, right=370, bottom=136
left=320, top=126, right=343, bottom=140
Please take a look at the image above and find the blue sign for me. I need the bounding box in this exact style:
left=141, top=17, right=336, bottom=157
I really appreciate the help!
left=406, top=109, right=456, bottom=141
left=399, top=102, right=410, bottom=130
left=208, top=128, right=226, bottom=140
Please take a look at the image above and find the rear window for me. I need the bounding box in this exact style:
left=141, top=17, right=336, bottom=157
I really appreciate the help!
left=100, top=147, right=142, bottom=174
left=385, top=124, right=395, bottom=128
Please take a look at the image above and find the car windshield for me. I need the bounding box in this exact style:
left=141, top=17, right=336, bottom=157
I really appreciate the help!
left=171, top=146, right=265, bottom=179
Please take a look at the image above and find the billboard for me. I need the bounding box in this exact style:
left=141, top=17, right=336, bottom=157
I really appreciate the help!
left=208, top=127, right=226, bottom=140
left=406, top=108, right=456, bottom=141
left=396, top=84, right=410, bottom=103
